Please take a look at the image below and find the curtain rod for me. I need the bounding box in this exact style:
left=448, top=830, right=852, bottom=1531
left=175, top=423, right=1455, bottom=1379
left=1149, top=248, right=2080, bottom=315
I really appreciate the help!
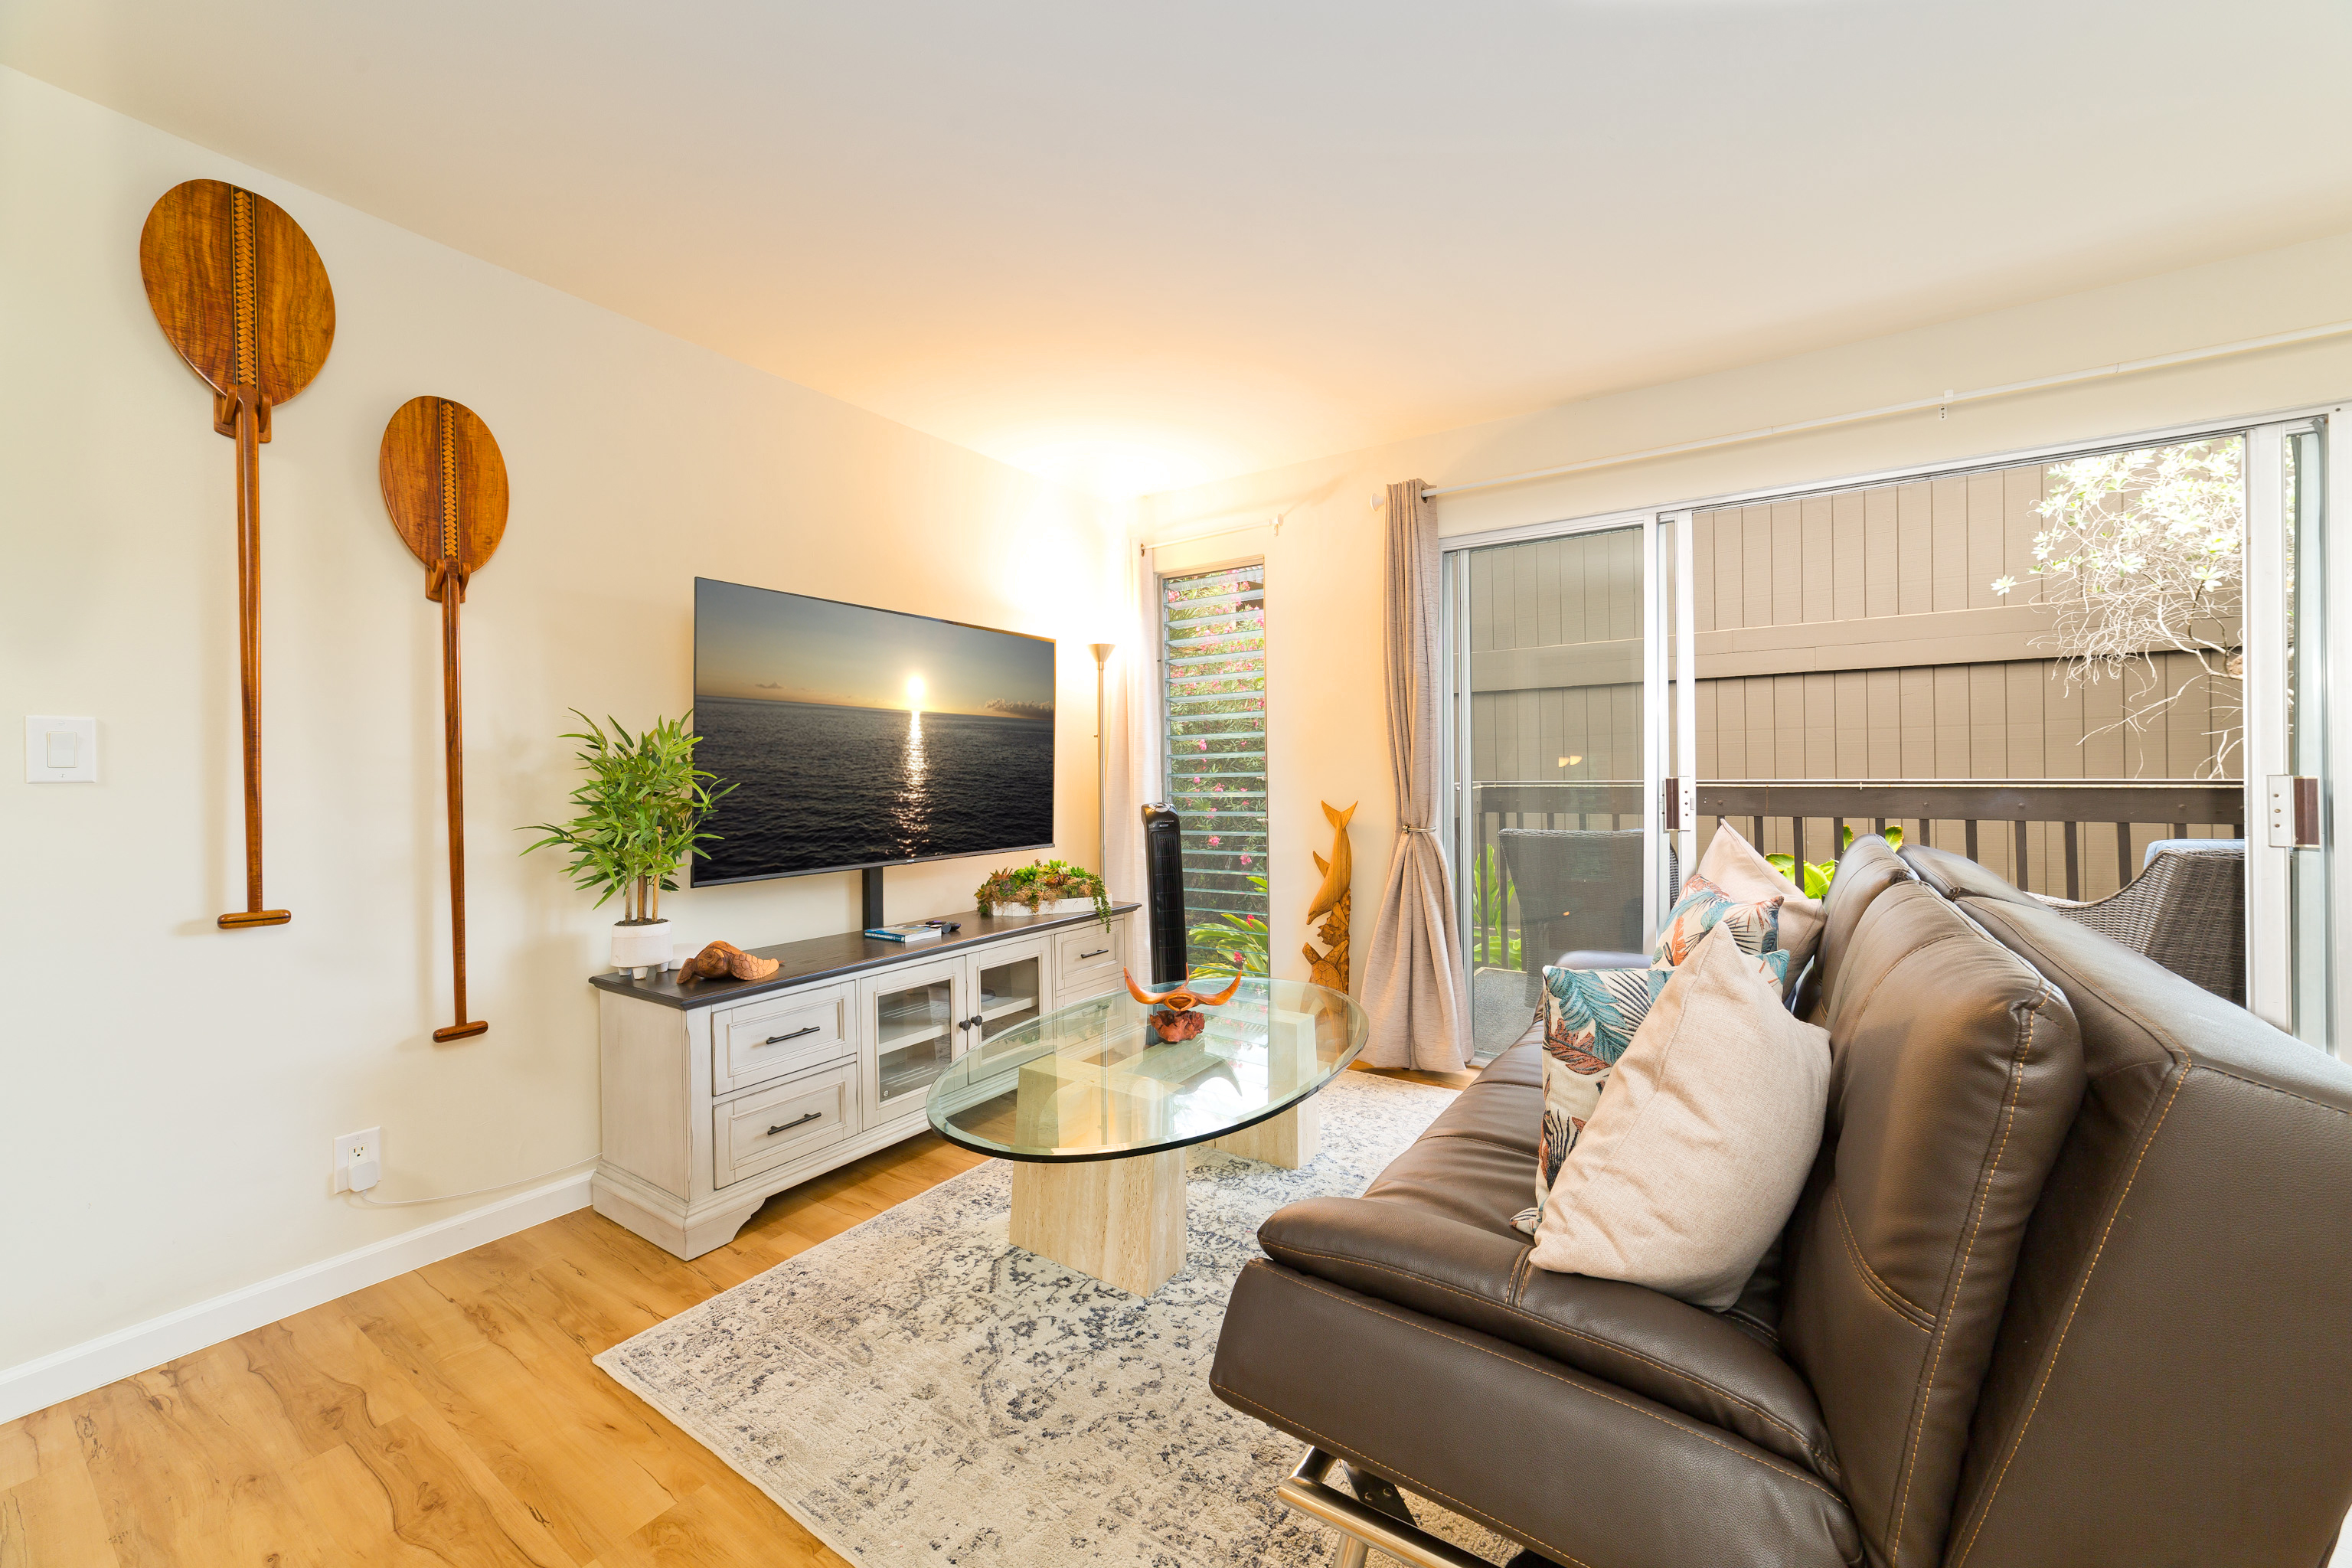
left=1419, top=318, right=2352, bottom=501
left=1136, top=511, right=1292, bottom=554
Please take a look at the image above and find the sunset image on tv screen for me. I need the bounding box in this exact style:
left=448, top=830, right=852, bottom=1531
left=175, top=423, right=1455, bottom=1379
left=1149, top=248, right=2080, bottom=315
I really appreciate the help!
left=691, top=577, right=1056, bottom=882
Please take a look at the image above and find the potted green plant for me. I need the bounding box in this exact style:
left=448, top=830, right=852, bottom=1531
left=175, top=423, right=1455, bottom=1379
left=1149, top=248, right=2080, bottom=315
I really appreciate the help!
left=973, top=858, right=1111, bottom=927
left=521, top=711, right=734, bottom=973
left=1766, top=823, right=1900, bottom=900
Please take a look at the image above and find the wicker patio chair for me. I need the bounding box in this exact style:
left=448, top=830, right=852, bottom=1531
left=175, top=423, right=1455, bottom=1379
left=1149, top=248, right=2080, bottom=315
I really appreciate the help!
left=1496, top=827, right=1647, bottom=978
left=2033, top=838, right=2246, bottom=1004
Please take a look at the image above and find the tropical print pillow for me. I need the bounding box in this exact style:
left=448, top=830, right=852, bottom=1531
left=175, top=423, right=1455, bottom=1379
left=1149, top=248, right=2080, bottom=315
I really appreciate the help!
left=1692, top=822, right=1824, bottom=970
left=1514, top=949, right=1790, bottom=1235
left=1652, top=874, right=1785, bottom=969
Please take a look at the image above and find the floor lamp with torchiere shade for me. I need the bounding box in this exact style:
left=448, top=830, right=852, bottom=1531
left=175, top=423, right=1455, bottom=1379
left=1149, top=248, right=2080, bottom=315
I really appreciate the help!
left=1092, top=643, right=1115, bottom=871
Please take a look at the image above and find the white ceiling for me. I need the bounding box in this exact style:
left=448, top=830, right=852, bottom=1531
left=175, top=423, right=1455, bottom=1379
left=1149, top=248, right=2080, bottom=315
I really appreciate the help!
left=10, top=1, right=2352, bottom=495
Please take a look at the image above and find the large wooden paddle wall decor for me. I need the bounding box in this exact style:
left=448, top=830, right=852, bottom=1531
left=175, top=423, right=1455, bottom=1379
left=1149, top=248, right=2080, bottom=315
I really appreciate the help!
left=380, top=397, right=509, bottom=1041
left=139, top=180, right=335, bottom=929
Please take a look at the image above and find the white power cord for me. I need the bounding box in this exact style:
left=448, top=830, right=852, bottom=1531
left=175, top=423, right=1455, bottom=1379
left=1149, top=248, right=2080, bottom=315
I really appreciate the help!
left=349, top=1158, right=596, bottom=1207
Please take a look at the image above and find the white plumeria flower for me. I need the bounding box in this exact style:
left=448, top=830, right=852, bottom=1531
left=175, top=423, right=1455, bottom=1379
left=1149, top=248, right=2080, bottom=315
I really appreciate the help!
left=1990, top=575, right=2018, bottom=596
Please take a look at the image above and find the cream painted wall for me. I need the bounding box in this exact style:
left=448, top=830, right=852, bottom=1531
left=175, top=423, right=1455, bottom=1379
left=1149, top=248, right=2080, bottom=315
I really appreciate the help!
left=0, top=68, right=1122, bottom=1374
left=1143, top=228, right=2352, bottom=989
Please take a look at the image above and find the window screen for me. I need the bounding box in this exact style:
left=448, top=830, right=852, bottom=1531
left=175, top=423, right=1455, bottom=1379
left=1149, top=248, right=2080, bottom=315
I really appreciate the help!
left=1160, top=564, right=1269, bottom=975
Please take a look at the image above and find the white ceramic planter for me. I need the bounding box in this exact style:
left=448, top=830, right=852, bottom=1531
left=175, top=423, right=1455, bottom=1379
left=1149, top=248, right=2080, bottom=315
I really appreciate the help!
left=1028, top=898, right=1098, bottom=916
left=611, top=918, right=673, bottom=972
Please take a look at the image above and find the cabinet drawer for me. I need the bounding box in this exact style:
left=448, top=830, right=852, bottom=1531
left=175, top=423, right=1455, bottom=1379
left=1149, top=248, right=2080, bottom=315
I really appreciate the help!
left=1055, top=921, right=1125, bottom=998
left=717, top=1063, right=854, bottom=1187
left=714, top=983, right=854, bottom=1092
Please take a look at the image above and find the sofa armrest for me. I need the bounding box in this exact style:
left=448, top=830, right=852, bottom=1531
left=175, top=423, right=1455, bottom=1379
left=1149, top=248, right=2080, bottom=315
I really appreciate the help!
left=1260, top=1195, right=1838, bottom=1480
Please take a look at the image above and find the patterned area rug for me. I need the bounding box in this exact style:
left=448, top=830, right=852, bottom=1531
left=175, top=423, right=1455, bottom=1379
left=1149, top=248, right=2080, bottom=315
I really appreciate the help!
left=597, top=1070, right=1517, bottom=1566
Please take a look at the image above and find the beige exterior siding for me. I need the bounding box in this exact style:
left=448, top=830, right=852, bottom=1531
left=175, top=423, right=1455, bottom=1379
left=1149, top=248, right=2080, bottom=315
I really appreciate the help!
left=1468, top=449, right=2244, bottom=903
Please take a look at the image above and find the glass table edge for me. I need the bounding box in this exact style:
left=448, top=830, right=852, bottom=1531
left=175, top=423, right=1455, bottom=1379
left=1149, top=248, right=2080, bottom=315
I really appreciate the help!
left=924, top=1030, right=1370, bottom=1164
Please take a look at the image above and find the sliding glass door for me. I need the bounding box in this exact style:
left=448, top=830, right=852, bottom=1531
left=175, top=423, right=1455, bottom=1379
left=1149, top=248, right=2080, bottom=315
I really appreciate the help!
left=2246, top=419, right=2333, bottom=1045
left=1441, top=413, right=2342, bottom=1063
left=1445, top=514, right=1679, bottom=1056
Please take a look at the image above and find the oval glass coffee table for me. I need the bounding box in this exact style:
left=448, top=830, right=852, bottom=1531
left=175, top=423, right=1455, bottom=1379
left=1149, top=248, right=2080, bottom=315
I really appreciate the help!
left=926, top=976, right=1367, bottom=1295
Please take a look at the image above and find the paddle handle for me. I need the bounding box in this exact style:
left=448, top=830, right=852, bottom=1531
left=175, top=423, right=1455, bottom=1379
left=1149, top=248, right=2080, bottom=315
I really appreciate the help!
left=433, top=573, right=486, bottom=1040
left=219, top=388, right=289, bottom=930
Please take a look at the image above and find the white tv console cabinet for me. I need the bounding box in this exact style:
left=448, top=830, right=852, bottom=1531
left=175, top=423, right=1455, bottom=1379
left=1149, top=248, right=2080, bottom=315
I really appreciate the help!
left=590, top=903, right=1138, bottom=1259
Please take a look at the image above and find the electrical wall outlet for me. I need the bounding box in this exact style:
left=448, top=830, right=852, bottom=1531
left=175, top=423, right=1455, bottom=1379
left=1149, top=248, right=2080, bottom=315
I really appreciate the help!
left=333, top=1127, right=383, bottom=1194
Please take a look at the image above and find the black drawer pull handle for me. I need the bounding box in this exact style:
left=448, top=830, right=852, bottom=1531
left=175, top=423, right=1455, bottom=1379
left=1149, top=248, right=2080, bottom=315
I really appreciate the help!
left=765, top=1025, right=822, bottom=1045
left=766, top=1112, right=822, bottom=1137
left=1079, top=948, right=1109, bottom=959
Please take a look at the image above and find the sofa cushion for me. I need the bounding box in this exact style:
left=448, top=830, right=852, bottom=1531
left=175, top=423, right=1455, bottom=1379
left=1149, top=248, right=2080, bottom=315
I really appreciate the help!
left=1258, top=1195, right=1841, bottom=1478
left=1523, top=963, right=1667, bottom=1230
left=1919, top=881, right=2352, bottom=1568
left=1654, top=877, right=1785, bottom=968
left=1521, top=949, right=1798, bottom=1234
left=1212, top=1260, right=1863, bottom=1568
left=1694, top=821, right=1827, bottom=972
left=1532, top=926, right=1833, bottom=1310
left=1792, top=833, right=1915, bottom=1025
left=1355, top=1043, right=1543, bottom=1243
left=1779, top=879, right=2086, bottom=1568
left=1899, top=843, right=2043, bottom=909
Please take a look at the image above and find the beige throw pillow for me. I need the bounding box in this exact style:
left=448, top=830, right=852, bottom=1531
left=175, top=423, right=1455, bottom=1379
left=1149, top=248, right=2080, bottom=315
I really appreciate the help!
left=1694, top=823, right=1824, bottom=972
left=1529, top=923, right=1831, bottom=1310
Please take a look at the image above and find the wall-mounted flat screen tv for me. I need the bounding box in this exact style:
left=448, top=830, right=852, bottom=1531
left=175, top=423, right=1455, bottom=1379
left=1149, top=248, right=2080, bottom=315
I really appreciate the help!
left=691, top=577, right=1057, bottom=884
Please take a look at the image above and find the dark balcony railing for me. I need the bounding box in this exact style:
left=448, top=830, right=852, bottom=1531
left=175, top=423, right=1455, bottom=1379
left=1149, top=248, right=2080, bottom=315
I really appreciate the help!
left=1466, top=777, right=2246, bottom=972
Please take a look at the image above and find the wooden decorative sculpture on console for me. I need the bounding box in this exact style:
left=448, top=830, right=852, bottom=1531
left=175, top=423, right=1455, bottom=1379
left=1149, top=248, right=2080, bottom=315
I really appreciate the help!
left=678, top=940, right=780, bottom=984
left=139, top=180, right=335, bottom=929
left=379, top=397, right=508, bottom=1040
left=1304, top=800, right=1355, bottom=992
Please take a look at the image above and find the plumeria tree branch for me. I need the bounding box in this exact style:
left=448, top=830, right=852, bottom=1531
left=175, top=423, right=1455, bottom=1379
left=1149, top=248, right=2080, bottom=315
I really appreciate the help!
left=1991, top=440, right=2243, bottom=778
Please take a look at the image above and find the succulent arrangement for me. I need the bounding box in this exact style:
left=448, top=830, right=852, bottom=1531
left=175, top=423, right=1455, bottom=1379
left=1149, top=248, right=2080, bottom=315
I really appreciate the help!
left=974, top=858, right=1111, bottom=928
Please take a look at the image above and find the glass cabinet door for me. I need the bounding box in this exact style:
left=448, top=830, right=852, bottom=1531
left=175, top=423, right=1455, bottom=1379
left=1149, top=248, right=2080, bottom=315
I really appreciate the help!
left=871, top=966, right=960, bottom=1118
left=972, top=943, right=1046, bottom=1049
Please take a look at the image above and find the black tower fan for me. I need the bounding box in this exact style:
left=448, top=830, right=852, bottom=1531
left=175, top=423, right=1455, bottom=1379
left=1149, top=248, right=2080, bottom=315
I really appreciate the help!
left=1141, top=803, right=1187, bottom=985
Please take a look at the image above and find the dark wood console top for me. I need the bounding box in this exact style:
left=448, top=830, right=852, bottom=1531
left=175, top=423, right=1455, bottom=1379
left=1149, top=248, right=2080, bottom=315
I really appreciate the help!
left=587, top=902, right=1140, bottom=1011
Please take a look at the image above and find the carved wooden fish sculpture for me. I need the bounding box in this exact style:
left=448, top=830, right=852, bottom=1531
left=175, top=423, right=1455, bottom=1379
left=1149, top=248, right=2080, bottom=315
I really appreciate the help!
left=1306, top=800, right=1357, bottom=920
left=1123, top=969, right=1243, bottom=1011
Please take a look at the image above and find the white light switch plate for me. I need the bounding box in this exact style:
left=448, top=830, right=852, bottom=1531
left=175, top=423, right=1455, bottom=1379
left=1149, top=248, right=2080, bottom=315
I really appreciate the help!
left=24, top=716, right=96, bottom=782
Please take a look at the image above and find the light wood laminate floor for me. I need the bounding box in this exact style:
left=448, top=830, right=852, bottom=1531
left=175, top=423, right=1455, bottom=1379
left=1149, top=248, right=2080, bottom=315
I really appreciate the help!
left=0, top=1063, right=1472, bottom=1568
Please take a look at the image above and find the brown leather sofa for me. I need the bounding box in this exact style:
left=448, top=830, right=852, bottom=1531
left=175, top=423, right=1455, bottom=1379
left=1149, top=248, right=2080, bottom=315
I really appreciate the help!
left=1210, top=837, right=2352, bottom=1568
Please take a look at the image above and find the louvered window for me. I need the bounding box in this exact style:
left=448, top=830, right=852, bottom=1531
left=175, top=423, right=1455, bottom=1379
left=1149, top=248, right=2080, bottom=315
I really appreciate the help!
left=1161, top=564, right=1269, bottom=976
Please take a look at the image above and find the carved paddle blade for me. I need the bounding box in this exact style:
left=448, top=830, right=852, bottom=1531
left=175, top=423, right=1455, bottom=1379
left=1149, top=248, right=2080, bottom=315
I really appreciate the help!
left=139, top=179, right=335, bottom=412
left=380, top=395, right=508, bottom=1036
left=378, top=396, right=509, bottom=597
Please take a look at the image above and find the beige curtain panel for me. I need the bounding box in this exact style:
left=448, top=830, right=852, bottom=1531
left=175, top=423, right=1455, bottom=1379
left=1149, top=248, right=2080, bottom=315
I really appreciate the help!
left=1359, top=479, right=1472, bottom=1070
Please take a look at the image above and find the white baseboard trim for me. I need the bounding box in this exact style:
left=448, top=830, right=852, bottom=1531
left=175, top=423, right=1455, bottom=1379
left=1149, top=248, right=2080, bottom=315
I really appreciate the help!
left=0, top=1171, right=593, bottom=1426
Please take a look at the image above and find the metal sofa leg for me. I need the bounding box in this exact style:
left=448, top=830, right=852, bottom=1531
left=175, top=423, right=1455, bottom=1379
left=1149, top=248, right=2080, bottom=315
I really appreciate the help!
left=1277, top=1446, right=1499, bottom=1568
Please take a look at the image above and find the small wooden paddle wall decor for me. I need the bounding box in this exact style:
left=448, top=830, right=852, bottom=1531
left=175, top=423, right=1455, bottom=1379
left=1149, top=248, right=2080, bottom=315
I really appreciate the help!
left=380, top=397, right=510, bottom=1040
left=139, top=179, right=336, bottom=928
